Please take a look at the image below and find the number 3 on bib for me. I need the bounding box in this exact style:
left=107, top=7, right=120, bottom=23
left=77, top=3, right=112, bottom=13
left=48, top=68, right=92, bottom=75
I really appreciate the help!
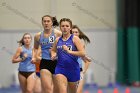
left=49, top=36, right=55, bottom=43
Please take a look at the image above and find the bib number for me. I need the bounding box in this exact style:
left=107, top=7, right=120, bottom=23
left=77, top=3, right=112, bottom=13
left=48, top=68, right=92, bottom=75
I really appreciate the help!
left=49, top=36, right=55, bottom=43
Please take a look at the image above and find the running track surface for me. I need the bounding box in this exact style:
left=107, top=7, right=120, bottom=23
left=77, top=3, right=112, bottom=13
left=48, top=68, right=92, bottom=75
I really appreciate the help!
left=0, top=85, right=140, bottom=93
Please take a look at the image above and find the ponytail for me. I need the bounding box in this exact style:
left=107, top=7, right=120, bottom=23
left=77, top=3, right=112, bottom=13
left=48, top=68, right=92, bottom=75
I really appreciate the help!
left=42, top=15, right=59, bottom=28
left=52, top=16, right=59, bottom=27
left=72, top=25, right=90, bottom=44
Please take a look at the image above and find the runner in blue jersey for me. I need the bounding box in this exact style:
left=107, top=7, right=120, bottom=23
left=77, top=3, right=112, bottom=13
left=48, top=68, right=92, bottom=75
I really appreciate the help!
left=51, top=18, right=85, bottom=93
left=72, top=25, right=91, bottom=93
left=32, top=15, right=62, bottom=93
left=12, top=33, right=36, bottom=93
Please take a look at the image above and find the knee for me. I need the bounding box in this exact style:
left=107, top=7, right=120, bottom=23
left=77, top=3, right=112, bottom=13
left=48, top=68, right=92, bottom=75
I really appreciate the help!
left=26, top=88, right=33, bottom=93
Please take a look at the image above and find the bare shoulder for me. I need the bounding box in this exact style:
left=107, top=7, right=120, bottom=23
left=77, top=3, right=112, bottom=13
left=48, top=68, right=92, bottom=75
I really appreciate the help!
left=73, top=35, right=80, bottom=40
left=17, top=46, right=22, bottom=52
left=73, top=35, right=81, bottom=44
left=34, top=32, right=41, bottom=41
left=54, top=28, right=62, bottom=37
left=35, top=32, right=41, bottom=37
left=55, top=37, right=60, bottom=42
left=73, top=36, right=85, bottom=47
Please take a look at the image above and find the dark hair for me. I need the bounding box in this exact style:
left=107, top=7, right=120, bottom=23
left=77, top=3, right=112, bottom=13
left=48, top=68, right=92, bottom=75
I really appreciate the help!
left=42, top=15, right=59, bottom=27
left=59, top=18, right=72, bottom=28
left=72, top=25, right=90, bottom=43
left=17, top=33, right=32, bottom=46
left=59, top=18, right=73, bottom=34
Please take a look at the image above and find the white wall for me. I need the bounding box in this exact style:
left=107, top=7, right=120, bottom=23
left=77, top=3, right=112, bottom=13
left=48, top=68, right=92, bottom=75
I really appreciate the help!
left=0, top=0, right=116, bottom=87
left=0, top=0, right=116, bottom=29
left=85, top=28, right=117, bottom=86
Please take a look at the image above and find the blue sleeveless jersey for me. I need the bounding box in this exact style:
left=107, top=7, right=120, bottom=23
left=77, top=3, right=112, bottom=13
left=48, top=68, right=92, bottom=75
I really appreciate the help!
left=57, top=35, right=79, bottom=70
left=77, top=57, right=83, bottom=68
left=18, top=46, right=35, bottom=72
left=39, top=30, right=56, bottom=60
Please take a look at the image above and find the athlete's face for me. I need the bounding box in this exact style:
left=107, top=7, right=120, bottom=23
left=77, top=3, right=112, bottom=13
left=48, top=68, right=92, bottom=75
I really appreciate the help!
left=72, top=28, right=79, bottom=37
left=42, top=17, right=53, bottom=30
left=60, top=21, right=71, bottom=35
left=23, top=34, right=32, bottom=45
